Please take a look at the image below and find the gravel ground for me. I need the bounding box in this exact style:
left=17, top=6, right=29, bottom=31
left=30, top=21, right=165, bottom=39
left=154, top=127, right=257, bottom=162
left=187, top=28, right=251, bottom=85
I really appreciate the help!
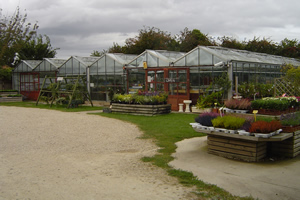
left=0, top=106, right=195, bottom=200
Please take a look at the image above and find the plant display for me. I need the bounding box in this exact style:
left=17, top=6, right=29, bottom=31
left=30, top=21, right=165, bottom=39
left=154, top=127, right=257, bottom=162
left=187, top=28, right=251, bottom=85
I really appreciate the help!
left=249, top=120, right=282, bottom=133
left=112, top=91, right=168, bottom=105
left=280, top=112, right=300, bottom=126
left=195, top=112, right=219, bottom=126
left=251, top=97, right=299, bottom=111
left=196, top=91, right=223, bottom=109
left=212, top=116, right=246, bottom=130
left=238, top=82, right=273, bottom=99
left=224, top=98, right=251, bottom=110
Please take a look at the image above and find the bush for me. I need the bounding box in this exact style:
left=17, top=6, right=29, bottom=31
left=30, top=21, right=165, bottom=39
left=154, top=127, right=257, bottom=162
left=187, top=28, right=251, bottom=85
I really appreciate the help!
left=251, top=97, right=293, bottom=111
left=249, top=120, right=281, bottom=133
left=212, top=115, right=246, bottom=130
left=280, top=112, right=300, bottom=126
left=195, top=112, right=219, bottom=126
left=111, top=92, right=168, bottom=105
left=224, top=98, right=251, bottom=110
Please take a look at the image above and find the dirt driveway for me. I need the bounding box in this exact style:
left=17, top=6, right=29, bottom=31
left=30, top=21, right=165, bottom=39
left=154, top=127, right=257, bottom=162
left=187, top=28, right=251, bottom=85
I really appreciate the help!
left=0, top=106, right=194, bottom=200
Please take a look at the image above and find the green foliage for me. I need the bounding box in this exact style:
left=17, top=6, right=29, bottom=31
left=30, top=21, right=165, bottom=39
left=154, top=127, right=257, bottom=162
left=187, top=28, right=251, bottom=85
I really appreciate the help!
left=18, top=34, right=57, bottom=60
left=212, top=115, right=246, bottom=130
left=196, top=90, right=223, bottom=109
left=238, top=82, right=273, bottom=99
left=112, top=92, right=168, bottom=105
left=0, top=7, right=56, bottom=67
left=280, top=112, right=300, bottom=126
left=251, top=97, right=298, bottom=111
left=285, top=66, right=300, bottom=88
left=0, top=65, right=13, bottom=81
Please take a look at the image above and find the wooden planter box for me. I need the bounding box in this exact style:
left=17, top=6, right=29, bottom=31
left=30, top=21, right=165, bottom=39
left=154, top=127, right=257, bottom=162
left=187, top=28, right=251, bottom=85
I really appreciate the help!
left=0, top=96, right=22, bottom=102
left=271, top=130, right=300, bottom=158
left=111, top=103, right=171, bottom=116
left=206, top=131, right=293, bottom=162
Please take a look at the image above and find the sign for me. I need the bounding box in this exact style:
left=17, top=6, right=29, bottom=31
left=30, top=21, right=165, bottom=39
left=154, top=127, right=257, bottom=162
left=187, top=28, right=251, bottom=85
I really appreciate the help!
left=143, top=61, right=147, bottom=69
left=165, top=78, right=178, bottom=83
left=57, top=77, right=64, bottom=81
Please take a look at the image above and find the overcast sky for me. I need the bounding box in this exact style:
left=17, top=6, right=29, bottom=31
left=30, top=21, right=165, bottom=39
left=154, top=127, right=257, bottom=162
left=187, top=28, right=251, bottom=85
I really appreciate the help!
left=1, top=0, right=300, bottom=58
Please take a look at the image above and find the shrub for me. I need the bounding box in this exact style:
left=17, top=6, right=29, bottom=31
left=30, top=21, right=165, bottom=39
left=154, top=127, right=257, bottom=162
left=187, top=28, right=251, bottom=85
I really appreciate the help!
left=280, top=112, right=300, bottom=126
left=195, top=112, right=219, bottom=126
left=249, top=120, right=281, bottom=133
left=251, top=98, right=291, bottom=111
left=212, top=115, right=245, bottom=130
left=111, top=92, right=168, bottom=105
left=224, top=98, right=251, bottom=110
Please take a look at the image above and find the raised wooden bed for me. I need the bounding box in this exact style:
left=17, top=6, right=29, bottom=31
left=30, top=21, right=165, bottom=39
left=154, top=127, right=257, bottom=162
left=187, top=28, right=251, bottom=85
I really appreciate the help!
left=0, top=96, right=22, bottom=102
left=206, top=131, right=293, bottom=162
left=111, top=103, right=171, bottom=116
left=271, top=130, right=300, bottom=158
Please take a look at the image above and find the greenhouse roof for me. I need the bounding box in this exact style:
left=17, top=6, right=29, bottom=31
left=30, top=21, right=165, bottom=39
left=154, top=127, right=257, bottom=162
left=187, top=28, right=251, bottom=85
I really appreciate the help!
left=13, top=60, right=42, bottom=72
left=33, top=58, right=67, bottom=72
left=174, top=46, right=300, bottom=66
left=127, top=50, right=185, bottom=68
left=74, top=56, right=101, bottom=67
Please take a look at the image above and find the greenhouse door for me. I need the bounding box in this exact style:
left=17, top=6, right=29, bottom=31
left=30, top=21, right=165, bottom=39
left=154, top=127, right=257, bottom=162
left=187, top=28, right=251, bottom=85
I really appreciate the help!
left=20, top=72, right=40, bottom=100
left=166, top=68, right=190, bottom=111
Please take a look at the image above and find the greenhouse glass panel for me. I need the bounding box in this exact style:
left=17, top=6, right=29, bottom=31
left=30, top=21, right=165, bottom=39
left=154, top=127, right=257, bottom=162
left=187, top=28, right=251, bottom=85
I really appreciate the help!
left=147, top=54, right=158, bottom=67
left=199, top=49, right=213, bottom=65
left=173, top=57, right=185, bottom=66
left=106, top=57, right=115, bottom=73
left=186, top=50, right=199, bottom=66
left=73, top=60, right=80, bottom=74
left=114, top=62, right=124, bottom=74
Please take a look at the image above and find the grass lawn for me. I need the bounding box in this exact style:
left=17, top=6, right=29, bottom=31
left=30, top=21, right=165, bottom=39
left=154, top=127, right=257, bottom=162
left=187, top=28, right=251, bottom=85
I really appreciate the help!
left=97, top=112, right=255, bottom=200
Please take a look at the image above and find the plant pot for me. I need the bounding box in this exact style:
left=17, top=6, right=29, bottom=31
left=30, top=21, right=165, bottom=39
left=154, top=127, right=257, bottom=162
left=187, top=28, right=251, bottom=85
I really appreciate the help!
left=224, top=129, right=237, bottom=134
left=238, top=130, right=251, bottom=136
left=281, top=125, right=300, bottom=133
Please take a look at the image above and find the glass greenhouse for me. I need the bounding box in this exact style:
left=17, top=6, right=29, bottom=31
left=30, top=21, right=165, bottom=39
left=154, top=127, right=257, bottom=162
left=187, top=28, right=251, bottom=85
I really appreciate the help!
left=88, top=53, right=137, bottom=101
left=12, top=60, right=42, bottom=99
left=125, top=46, right=300, bottom=110
left=11, top=46, right=300, bottom=110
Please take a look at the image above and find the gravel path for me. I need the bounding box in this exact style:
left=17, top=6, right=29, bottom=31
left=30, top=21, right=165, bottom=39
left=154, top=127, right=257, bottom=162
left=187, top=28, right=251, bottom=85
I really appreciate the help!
left=0, top=106, right=195, bottom=200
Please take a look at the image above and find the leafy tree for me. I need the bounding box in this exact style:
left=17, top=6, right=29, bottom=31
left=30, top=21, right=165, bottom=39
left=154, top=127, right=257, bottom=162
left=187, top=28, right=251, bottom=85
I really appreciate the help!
left=91, top=49, right=107, bottom=57
left=0, top=7, right=38, bottom=66
left=0, top=65, right=13, bottom=81
left=123, top=26, right=177, bottom=54
left=244, top=37, right=277, bottom=55
left=218, top=36, right=245, bottom=50
left=277, top=38, right=300, bottom=58
left=178, top=28, right=215, bottom=52
left=18, top=34, right=58, bottom=60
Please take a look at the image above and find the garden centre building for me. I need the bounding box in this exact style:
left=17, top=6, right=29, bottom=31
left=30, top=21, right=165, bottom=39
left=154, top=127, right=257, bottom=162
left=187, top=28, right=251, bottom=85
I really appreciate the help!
left=12, top=46, right=300, bottom=110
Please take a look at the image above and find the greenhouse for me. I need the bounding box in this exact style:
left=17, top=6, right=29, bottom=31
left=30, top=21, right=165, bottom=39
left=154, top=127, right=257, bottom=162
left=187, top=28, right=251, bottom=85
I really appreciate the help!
left=12, top=60, right=42, bottom=100
left=88, top=53, right=137, bottom=101
left=124, top=46, right=300, bottom=110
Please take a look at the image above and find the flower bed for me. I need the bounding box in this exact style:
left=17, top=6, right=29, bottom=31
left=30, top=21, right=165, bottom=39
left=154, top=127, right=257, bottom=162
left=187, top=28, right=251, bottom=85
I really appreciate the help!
left=111, top=92, right=170, bottom=116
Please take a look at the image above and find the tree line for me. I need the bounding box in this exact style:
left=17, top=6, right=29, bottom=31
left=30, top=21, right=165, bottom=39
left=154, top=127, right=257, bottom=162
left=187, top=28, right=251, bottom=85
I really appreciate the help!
left=92, top=26, right=300, bottom=59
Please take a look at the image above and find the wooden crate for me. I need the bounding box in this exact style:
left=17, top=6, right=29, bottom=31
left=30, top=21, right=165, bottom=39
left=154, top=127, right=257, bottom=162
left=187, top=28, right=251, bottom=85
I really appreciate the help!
left=271, top=130, right=300, bottom=158
left=207, top=135, right=267, bottom=162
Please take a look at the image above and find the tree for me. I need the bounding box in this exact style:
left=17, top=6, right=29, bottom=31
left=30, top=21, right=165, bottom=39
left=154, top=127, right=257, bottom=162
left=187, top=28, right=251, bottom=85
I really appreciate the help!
left=0, top=7, right=38, bottom=67
left=277, top=38, right=300, bottom=59
left=218, top=36, right=245, bottom=50
left=244, top=37, right=277, bottom=55
left=18, top=34, right=58, bottom=60
left=178, top=28, right=214, bottom=52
